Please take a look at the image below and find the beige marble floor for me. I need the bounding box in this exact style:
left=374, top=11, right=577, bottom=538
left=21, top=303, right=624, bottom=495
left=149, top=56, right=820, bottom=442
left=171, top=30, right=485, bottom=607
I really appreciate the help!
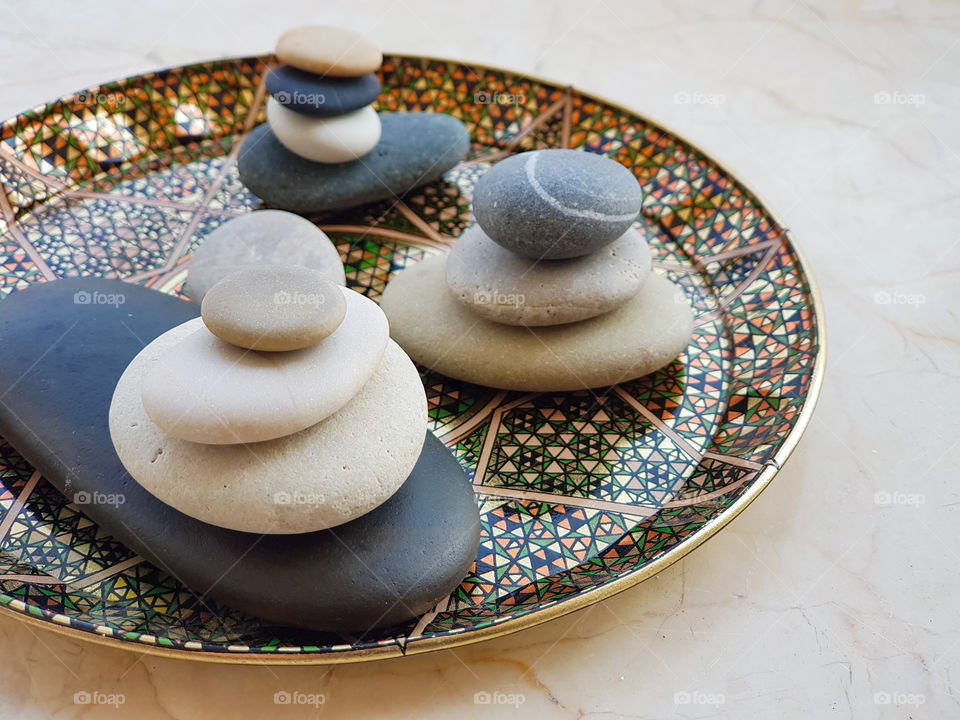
left=0, top=0, right=958, bottom=717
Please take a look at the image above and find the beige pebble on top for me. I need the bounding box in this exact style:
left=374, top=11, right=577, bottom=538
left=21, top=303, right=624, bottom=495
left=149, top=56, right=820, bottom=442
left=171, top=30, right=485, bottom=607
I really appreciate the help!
left=275, top=25, right=383, bottom=77
left=201, top=265, right=347, bottom=351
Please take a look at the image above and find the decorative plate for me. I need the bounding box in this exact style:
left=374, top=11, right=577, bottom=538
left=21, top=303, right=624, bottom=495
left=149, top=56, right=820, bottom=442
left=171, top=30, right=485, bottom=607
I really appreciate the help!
left=0, top=55, right=824, bottom=663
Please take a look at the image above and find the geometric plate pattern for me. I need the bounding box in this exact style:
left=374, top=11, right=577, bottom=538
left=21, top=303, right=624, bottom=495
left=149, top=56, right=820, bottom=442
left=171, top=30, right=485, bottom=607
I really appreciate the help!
left=0, top=55, right=823, bottom=662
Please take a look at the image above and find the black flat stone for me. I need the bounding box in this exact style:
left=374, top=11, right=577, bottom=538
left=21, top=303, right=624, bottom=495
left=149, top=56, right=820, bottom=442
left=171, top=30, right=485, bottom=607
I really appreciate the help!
left=238, top=112, right=469, bottom=213
left=0, top=278, right=480, bottom=632
left=266, top=66, right=381, bottom=117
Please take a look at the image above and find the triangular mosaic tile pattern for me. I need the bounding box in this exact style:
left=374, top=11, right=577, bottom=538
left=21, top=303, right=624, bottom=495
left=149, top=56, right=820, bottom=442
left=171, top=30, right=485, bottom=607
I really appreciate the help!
left=0, top=55, right=820, bottom=660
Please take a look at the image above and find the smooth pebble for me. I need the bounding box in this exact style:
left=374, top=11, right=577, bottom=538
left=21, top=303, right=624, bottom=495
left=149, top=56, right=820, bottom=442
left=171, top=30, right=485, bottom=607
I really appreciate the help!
left=0, top=278, right=479, bottom=631
left=267, top=99, right=381, bottom=164
left=141, top=287, right=388, bottom=445
left=382, top=254, right=692, bottom=391
left=201, top=266, right=347, bottom=351
left=113, top=337, right=426, bottom=534
left=266, top=66, right=381, bottom=117
left=275, top=25, right=382, bottom=77
left=187, top=209, right=345, bottom=303
left=238, top=113, right=469, bottom=213
left=472, top=149, right=643, bottom=259
left=446, top=225, right=651, bottom=326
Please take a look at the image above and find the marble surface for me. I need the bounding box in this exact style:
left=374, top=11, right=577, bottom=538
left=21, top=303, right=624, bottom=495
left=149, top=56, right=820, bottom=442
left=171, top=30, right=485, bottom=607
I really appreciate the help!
left=1, top=0, right=958, bottom=717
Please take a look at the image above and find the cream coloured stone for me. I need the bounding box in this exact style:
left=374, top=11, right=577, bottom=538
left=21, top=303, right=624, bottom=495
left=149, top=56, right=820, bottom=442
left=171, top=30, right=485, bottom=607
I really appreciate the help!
left=111, top=338, right=427, bottom=534
left=187, top=209, right=345, bottom=304
left=445, top=225, right=651, bottom=326
left=275, top=25, right=382, bottom=77
left=381, top=254, right=693, bottom=391
left=201, top=266, right=346, bottom=351
left=267, top=99, right=381, bottom=163
left=141, top=287, right=388, bottom=445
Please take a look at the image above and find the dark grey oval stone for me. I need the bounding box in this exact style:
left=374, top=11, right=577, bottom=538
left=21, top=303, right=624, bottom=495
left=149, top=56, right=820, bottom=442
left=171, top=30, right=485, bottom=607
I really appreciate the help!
left=472, top=149, right=643, bottom=259
left=0, top=278, right=480, bottom=632
left=266, top=66, right=381, bottom=117
left=238, top=113, right=469, bottom=213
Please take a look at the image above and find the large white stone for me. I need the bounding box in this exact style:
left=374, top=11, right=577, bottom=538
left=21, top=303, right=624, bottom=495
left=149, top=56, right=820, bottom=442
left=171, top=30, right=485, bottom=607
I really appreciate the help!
left=267, top=98, right=381, bottom=164
left=445, top=225, right=651, bottom=326
left=381, top=254, right=693, bottom=392
left=140, top=286, right=388, bottom=445
left=111, top=338, right=427, bottom=535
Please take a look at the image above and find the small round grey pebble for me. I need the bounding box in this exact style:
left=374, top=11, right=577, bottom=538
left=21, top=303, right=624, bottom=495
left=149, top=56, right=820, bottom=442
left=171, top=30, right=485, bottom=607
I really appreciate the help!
left=201, top=265, right=347, bottom=351
left=472, top=149, right=643, bottom=260
left=187, top=209, right=346, bottom=303
left=266, top=66, right=381, bottom=118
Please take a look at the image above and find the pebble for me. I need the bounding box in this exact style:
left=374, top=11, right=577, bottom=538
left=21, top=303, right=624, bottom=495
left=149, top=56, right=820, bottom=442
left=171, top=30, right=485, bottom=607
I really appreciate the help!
left=113, top=336, right=427, bottom=534
left=238, top=112, right=469, bottom=213
left=266, top=66, right=381, bottom=117
left=446, top=225, right=651, bottom=326
left=201, top=266, right=346, bottom=351
left=382, top=254, right=692, bottom=391
left=472, top=149, right=643, bottom=259
left=267, top=99, right=381, bottom=163
left=141, top=287, right=388, bottom=445
left=275, top=25, right=382, bottom=77
left=187, top=209, right=345, bottom=303
left=0, top=277, right=479, bottom=631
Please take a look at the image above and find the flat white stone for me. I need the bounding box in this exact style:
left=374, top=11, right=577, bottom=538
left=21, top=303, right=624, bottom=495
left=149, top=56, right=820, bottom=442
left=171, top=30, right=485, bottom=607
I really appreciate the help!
left=267, top=99, right=381, bottom=163
left=140, top=286, right=388, bottom=444
left=382, top=254, right=693, bottom=391
left=445, top=225, right=651, bottom=326
left=111, top=338, right=427, bottom=534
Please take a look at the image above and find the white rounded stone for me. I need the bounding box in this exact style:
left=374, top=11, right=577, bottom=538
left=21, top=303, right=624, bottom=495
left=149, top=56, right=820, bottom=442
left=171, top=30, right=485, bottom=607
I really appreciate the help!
left=140, top=286, right=388, bottom=445
left=267, top=99, right=381, bottom=164
left=110, top=338, right=427, bottom=534
left=187, top=209, right=345, bottom=304
left=446, top=225, right=652, bottom=326
left=382, top=254, right=693, bottom=392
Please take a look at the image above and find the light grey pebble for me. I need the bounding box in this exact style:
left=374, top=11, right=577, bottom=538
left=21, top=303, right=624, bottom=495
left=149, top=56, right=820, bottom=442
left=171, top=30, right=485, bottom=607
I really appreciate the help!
left=445, top=225, right=651, bottom=326
left=187, top=210, right=345, bottom=303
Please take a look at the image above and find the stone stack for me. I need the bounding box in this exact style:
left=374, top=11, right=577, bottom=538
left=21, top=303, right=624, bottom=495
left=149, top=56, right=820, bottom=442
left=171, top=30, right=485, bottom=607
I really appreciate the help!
left=110, top=264, right=434, bottom=536
left=238, top=26, right=470, bottom=213
left=267, top=26, right=384, bottom=164
left=0, top=275, right=481, bottom=630
left=381, top=149, right=695, bottom=391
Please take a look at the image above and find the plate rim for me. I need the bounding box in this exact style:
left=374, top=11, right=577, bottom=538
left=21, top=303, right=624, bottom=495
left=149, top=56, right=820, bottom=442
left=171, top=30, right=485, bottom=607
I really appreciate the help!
left=0, top=52, right=826, bottom=665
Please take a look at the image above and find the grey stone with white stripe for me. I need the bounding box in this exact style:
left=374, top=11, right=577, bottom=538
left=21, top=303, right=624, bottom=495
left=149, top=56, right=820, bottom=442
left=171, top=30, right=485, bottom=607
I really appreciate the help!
left=472, top=149, right=643, bottom=260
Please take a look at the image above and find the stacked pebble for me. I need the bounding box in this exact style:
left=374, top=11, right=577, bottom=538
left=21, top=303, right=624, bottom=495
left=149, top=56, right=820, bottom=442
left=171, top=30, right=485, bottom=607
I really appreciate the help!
left=110, top=262, right=431, bottom=535
left=239, top=26, right=470, bottom=212
left=266, top=26, right=384, bottom=164
left=186, top=209, right=346, bottom=303
left=381, top=149, right=695, bottom=391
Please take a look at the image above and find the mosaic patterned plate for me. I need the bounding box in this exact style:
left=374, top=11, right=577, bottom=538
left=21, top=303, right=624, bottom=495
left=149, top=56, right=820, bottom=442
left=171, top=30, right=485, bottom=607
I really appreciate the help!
left=0, top=55, right=824, bottom=663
